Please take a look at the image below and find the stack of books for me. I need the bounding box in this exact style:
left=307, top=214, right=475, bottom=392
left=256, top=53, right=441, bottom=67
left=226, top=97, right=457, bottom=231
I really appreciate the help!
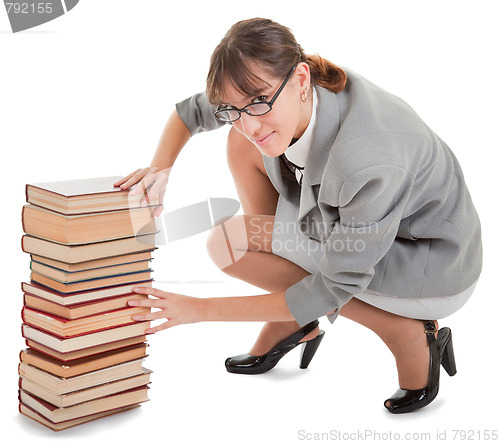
left=18, top=176, right=159, bottom=431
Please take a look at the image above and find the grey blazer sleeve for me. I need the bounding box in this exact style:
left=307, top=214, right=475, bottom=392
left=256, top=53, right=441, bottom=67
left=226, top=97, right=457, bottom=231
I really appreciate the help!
left=285, top=165, right=415, bottom=327
left=175, top=92, right=226, bottom=135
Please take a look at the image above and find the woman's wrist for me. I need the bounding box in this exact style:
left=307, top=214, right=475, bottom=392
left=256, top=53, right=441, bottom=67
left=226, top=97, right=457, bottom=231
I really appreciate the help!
left=197, top=297, right=211, bottom=323
left=201, top=292, right=295, bottom=323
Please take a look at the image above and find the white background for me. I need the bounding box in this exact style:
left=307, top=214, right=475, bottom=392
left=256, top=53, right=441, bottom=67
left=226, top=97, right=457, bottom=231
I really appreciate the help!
left=1, top=0, right=499, bottom=442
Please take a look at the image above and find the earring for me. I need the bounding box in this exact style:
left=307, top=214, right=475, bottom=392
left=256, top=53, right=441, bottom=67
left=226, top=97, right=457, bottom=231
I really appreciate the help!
left=301, top=86, right=309, bottom=103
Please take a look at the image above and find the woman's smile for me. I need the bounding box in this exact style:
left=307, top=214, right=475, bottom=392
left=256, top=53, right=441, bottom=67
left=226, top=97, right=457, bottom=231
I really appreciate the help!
left=252, top=131, right=275, bottom=147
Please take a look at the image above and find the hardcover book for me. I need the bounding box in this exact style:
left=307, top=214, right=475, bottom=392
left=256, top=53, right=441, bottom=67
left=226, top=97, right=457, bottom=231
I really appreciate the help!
left=30, top=251, right=153, bottom=272
left=22, top=322, right=150, bottom=354
left=22, top=306, right=150, bottom=337
left=23, top=293, right=148, bottom=320
left=25, top=335, right=147, bottom=362
left=30, top=259, right=151, bottom=283
left=19, top=369, right=152, bottom=407
left=22, top=233, right=157, bottom=263
left=19, top=385, right=149, bottom=424
left=19, top=343, right=148, bottom=378
left=26, top=176, right=159, bottom=215
left=18, top=358, right=147, bottom=393
left=30, top=269, right=152, bottom=293
left=22, top=204, right=157, bottom=244
left=22, top=281, right=152, bottom=306
left=19, top=403, right=139, bottom=431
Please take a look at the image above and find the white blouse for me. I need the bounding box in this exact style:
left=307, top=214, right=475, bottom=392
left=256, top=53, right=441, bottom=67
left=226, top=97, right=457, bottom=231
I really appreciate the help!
left=283, top=87, right=318, bottom=183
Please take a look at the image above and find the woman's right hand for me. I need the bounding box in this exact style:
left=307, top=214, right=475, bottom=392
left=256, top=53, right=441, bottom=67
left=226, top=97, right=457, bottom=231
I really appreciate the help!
left=113, top=167, right=171, bottom=217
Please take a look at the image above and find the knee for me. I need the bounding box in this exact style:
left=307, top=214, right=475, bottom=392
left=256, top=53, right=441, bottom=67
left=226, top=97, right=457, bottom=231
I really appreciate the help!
left=205, top=216, right=230, bottom=262
left=206, top=215, right=249, bottom=270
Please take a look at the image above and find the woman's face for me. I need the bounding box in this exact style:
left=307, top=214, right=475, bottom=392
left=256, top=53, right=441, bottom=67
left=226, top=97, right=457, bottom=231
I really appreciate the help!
left=220, top=63, right=312, bottom=158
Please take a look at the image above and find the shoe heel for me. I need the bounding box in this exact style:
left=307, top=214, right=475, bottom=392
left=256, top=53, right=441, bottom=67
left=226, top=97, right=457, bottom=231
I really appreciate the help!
left=299, top=331, right=324, bottom=369
left=441, top=332, right=457, bottom=376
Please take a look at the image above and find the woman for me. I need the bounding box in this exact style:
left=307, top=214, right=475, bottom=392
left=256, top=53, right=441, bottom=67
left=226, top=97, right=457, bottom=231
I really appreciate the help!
left=115, top=18, right=482, bottom=414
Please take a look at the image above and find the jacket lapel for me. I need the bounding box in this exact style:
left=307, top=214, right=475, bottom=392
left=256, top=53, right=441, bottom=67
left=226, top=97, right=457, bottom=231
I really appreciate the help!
left=263, top=154, right=301, bottom=205
left=302, top=86, right=341, bottom=184
left=263, top=86, right=341, bottom=238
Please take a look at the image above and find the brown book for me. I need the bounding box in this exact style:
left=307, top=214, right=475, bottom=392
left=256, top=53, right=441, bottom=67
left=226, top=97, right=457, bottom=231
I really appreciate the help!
left=19, top=385, right=149, bottom=425
left=18, top=358, right=147, bottom=394
left=19, top=369, right=152, bottom=408
left=22, top=322, right=150, bottom=354
left=24, top=293, right=148, bottom=320
left=21, top=233, right=157, bottom=263
left=19, top=343, right=148, bottom=378
left=25, top=176, right=159, bottom=215
left=22, top=307, right=150, bottom=338
left=30, top=259, right=151, bottom=283
left=22, top=204, right=157, bottom=244
left=31, top=251, right=153, bottom=272
left=20, top=402, right=139, bottom=431
left=30, top=270, right=152, bottom=293
left=22, top=281, right=152, bottom=306
left=26, top=335, right=147, bottom=362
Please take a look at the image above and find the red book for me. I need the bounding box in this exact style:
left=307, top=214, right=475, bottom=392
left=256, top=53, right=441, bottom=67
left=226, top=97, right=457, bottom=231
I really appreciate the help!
left=23, top=292, right=149, bottom=320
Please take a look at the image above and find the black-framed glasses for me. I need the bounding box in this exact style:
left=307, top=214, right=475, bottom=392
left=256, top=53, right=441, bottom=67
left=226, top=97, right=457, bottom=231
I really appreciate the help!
left=214, top=64, right=298, bottom=123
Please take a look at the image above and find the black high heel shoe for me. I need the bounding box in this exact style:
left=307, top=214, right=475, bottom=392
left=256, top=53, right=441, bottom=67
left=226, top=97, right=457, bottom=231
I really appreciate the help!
left=225, top=320, right=325, bottom=375
left=385, top=320, right=457, bottom=414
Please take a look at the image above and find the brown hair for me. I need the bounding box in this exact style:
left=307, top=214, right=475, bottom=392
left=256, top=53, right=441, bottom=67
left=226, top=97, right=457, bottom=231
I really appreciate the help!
left=206, top=18, right=347, bottom=105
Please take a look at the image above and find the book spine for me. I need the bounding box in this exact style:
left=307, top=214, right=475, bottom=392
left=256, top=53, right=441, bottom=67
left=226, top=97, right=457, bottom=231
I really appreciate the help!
left=21, top=235, right=26, bottom=253
left=21, top=205, right=26, bottom=234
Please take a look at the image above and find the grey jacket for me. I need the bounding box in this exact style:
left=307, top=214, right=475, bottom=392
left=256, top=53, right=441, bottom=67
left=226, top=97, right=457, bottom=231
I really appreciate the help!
left=176, top=68, right=482, bottom=327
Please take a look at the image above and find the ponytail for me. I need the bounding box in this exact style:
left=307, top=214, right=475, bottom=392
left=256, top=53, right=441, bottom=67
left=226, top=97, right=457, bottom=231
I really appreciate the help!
left=305, top=54, right=347, bottom=93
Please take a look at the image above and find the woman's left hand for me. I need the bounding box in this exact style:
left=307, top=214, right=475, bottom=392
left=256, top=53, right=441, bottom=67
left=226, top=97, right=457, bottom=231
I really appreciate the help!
left=128, top=286, right=205, bottom=334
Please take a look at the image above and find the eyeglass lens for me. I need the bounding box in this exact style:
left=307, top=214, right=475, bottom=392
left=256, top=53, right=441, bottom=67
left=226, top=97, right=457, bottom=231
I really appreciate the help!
left=216, top=102, right=271, bottom=122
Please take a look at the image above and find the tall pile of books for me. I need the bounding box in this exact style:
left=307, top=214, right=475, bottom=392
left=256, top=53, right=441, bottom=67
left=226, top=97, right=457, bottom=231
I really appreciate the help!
left=18, top=176, right=158, bottom=431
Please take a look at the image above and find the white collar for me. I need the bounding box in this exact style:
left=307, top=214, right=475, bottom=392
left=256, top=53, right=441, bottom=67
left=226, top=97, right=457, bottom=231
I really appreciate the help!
left=284, top=86, right=318, bottom=171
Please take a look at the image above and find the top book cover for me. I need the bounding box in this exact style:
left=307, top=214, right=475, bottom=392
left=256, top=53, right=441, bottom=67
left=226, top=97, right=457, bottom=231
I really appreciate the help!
left=26, top=176, right=160, bottom=215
